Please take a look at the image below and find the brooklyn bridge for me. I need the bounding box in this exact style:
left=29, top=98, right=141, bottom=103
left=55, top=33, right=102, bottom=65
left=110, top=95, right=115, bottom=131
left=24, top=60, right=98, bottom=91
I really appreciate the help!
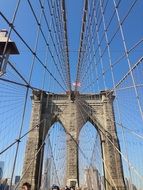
left=0, top=0, right=143, bottom=190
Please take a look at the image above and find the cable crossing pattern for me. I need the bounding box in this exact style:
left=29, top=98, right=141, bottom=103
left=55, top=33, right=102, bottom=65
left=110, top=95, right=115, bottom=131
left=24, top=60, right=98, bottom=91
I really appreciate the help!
left=0, top=0, right=143, bottom=190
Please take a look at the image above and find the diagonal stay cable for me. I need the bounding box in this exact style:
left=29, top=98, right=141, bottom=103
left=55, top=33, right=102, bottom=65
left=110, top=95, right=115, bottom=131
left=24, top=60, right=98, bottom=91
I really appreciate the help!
left=14, top=137, right=47, bottom=190
left=76, top=94, right=143, bottom=141
left=48, top=138, right=60, bottom=187
left=38, top=0, right=68, bottom=89
left=0, top=119, right=45, bottom=155
left=26, top=0, right=67, bottom=90
left=81, top=38, right=143, bottom=92
left=0, top=11, right=66, bottom=91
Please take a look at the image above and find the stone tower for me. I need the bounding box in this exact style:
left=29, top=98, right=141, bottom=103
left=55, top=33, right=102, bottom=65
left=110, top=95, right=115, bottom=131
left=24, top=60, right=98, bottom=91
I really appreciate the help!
left=21, top=90, right=126, bottom=190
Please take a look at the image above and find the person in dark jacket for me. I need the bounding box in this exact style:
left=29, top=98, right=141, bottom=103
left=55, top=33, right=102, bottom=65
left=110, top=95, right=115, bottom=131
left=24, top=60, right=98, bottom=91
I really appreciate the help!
left=52, top=184, right=60, bottom=190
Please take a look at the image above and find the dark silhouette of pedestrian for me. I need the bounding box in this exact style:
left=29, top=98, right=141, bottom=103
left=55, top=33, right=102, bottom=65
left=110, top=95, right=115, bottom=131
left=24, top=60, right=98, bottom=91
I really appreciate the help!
left=21, top=182, right=31, bottom=190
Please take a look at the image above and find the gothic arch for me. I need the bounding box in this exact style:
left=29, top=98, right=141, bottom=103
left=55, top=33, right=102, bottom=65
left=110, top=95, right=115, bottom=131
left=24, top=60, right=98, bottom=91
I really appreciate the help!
left=43, top=116, right=66, bottom=140
left=21, top=90, right=126, bottom=190
left=78, top=121, right=104, bottom=187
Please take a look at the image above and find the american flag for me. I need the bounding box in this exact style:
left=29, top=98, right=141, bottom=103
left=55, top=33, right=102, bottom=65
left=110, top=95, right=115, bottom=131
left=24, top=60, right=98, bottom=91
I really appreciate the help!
left=72, top=82, right=81, bottom=87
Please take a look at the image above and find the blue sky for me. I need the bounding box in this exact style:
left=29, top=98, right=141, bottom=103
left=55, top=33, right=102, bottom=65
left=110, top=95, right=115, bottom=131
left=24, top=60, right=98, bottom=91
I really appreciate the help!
left=0, top=0, right=143, bottom=188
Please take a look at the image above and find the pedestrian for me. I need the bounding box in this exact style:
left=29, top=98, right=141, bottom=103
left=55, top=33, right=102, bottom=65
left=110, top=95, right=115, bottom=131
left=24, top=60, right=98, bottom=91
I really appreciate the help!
left=65, top=186, right=70, bottom=190
left=52, top=184, right=60, bottom=190
left=70, top=186, right=75, bottom=190
left=21, top=182, right=31, bottom=190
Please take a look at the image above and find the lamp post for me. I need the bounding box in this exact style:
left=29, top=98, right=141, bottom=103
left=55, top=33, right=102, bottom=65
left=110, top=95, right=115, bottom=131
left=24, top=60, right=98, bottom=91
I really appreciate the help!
left=0, top=29, right=19, bottom=76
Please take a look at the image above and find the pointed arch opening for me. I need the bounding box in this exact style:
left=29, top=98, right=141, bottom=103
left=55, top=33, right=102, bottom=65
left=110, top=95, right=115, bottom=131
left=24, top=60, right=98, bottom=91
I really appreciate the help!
left=41, top=122, right=66, bottom=189
left=78, top=121, right=104, bottom=189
